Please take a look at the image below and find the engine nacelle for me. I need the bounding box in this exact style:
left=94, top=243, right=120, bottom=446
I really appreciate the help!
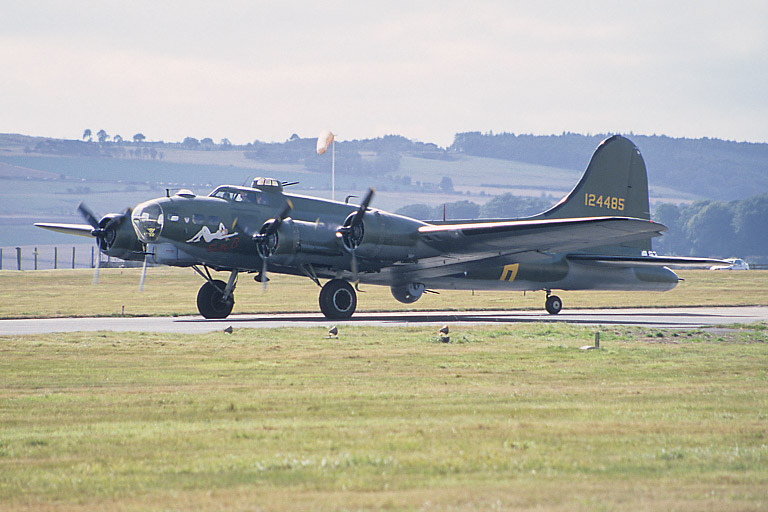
left=256, top=218, right=340, bottom=264
left=390, top=283, right=426, bottom=304
left=339, top=211, right=421, bottom=262
left=98, top=214, right=144, bottom=260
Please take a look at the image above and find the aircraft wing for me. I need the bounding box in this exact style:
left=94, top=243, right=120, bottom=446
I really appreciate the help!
left=566, top=254, right=729, bottom=268
left=34, top=223, right=95, bottom=238
left=418, top=216, right=666, bottom=256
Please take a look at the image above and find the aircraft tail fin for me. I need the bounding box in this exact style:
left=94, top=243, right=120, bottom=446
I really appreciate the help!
left=535, top=135, right=651, bottom=253
left=538, top=135, right=650, bottom=222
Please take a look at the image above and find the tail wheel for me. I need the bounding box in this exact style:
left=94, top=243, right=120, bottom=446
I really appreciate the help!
left=197, top=280, right=234, bottom=319
left=319, top=279, right=357, bottom=319
left=545, top=295, right=562, bottom=315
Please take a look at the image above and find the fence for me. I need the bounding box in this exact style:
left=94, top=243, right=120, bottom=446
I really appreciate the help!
left=0, top=244, right=141, bottom=271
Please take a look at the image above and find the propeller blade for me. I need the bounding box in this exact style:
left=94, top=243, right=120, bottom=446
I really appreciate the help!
left=350, top=249, right=358, bottom=281
left=93, top=251, right=101, bottom=285
left=139, top=254, right=148, bottom=292
left=77, top=202, right=101, bottom=230
left=261, top=257, right=268, bottom=292
left=349, top=188, right=374, bottom=229
left=264, top=200, right=293, bottom=237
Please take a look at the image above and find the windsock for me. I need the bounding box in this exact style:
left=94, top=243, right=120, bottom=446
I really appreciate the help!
left=316, top=130, right=334, bottom=154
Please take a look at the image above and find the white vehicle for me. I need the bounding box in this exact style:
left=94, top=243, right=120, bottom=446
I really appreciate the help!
left=710, top=258, right=750, bottom=271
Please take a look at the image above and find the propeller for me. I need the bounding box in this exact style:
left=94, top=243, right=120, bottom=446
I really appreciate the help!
left=76, top=202, right=134, bottom=285
left=77, top=203, right=132, bottom=251
left=336, top=188, right=374, bottom=280
left=253, top=201, right=293, bottom=291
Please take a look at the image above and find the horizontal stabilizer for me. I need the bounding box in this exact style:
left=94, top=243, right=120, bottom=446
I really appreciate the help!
left=567, top=254, right=729, bottom=268
left=34, top=222, right=95, bottom=238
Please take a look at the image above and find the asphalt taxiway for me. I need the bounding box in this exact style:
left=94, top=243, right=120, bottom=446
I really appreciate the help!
left=2, top=306, right=767, bottom=335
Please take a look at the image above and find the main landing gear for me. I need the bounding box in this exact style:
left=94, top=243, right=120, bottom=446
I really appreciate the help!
left=192, top=266, right=358, bottom=320
left=194, top=268, right=237, bottom=319
left=545, top=290, right=562, bottom=315
left=319, top=279, right=357, bottom=319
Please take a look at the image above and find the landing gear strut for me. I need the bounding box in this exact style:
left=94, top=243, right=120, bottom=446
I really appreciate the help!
left=545, top=290, right=562, bottom=315
left=194, top=268, right=237, bottom=319
left=319, top=279, right=357, bottom=319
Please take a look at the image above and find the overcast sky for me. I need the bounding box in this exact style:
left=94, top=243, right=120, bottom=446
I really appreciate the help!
left=2, top=1, right=767, bottom=146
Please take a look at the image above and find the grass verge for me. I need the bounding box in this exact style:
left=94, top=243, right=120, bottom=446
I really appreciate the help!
left=1, top=323, right=767, bottom=510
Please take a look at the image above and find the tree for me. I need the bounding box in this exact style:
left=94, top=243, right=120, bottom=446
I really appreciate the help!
left=683, top=201, right=736, bottom=257
left=440, top=200, right=480, bottom=220
left=113, top=134, right=123, bottom=143
left=96, top=129, right=109, bottom=144
left=652, top=203, right=684, bottom=255
left=183, top=137, right=200, bottom=148
left=734, top=193, right=768, bottom=257
left=438, top=176, right=454, bottom=193
left=220, top=138, right=232, bottom=147
left=395, top=204, right=433, bottom=220
left=82, top=129, right=92, bottom=142
left=133, top=133, right=146, bottom=143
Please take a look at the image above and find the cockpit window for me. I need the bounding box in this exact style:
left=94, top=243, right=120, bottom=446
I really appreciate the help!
left=132, top=201, right=164, bottom=243
left=211, top=187, right=239, bottom=200
left=210, top=186, right=267, bottom=205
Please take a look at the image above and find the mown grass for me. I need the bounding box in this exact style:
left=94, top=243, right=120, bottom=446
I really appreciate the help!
left=1, top=268, right=767, bottom=319
left=1, top=324, right=767, bottom=511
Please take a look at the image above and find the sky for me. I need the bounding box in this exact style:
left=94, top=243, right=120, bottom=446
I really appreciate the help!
left=2, top=1, right=767, bottom=147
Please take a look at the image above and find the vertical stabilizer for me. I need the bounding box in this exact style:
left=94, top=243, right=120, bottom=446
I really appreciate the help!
left=539, top=135, right=650, bottom=221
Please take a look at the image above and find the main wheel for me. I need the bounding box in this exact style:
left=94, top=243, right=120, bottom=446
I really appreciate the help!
left=319, top=279, right=357, bottom=319
left=545, top=294, right=562, bottom=315
left=197, top=280, right=235, bottom=319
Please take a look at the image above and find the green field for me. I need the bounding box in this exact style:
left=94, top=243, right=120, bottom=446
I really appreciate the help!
left=1, top=323, right=767, bottom=511
left=1, top=268, right=767, bottom=319
left=1, top=269, right=767, bottom=510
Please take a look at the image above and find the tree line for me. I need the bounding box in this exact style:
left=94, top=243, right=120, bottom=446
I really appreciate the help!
left=653, top=194, right=768, bottom=261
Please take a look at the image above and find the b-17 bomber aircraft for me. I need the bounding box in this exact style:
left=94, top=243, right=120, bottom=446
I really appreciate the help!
left=36, top=136, right=724, bottom=320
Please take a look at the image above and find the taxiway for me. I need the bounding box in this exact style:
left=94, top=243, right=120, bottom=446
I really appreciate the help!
left=2, top=306, right=767, bottom=335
